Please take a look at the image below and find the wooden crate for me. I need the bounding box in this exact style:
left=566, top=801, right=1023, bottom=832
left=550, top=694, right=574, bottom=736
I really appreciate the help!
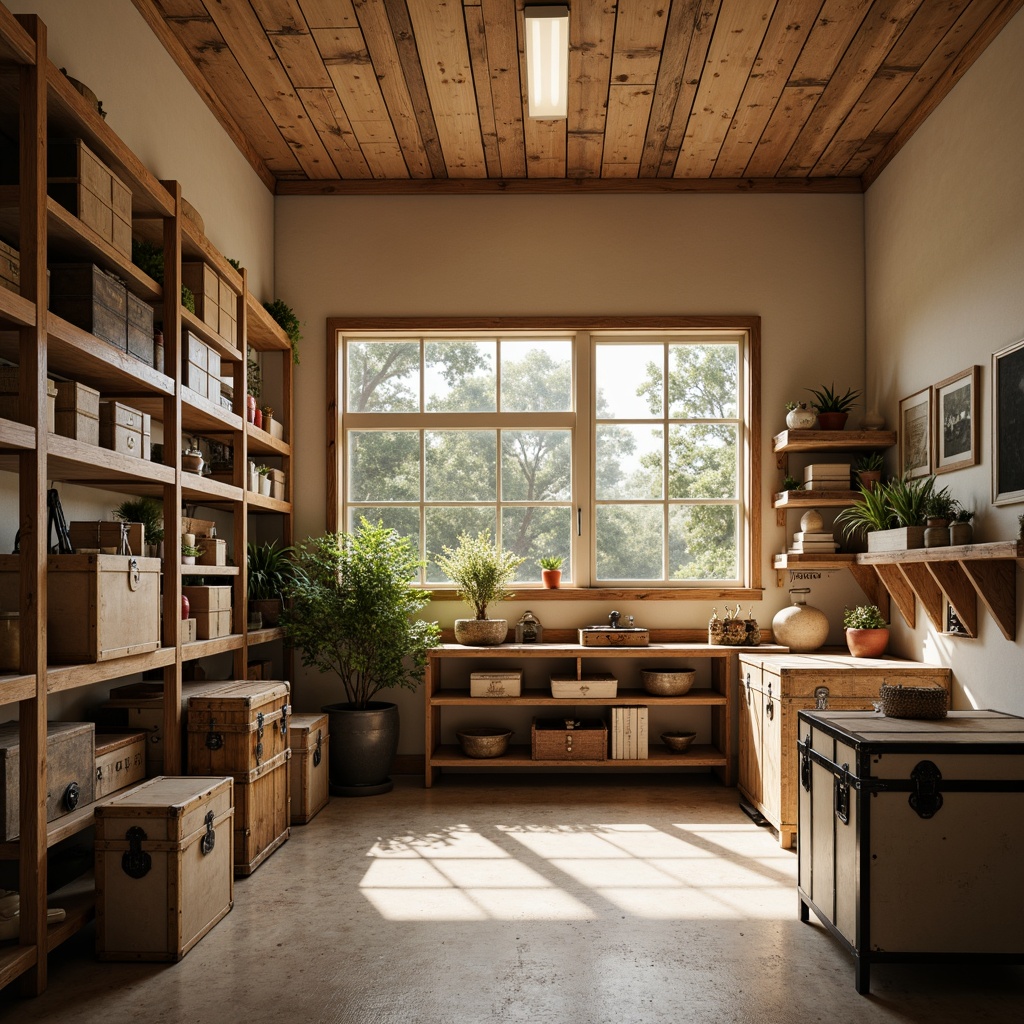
left=99, top=401, right=150, bottom=459
left=182, top=585, right=232, bottom=612
left=0, top=554, right=161, bottom=663
left=182, top=617, right=197, bottom=643
left=49, top=263, right=128, bottom=350
left=54, top=380, right=100, bottom=446
left=194, top=609, right=231, bottom=639
left=186, top=680, right=291, bottom=778
left=233, top=751, right=290, bottom=876
left=94, top=775, right=234, bottom=961
left=94, top=731, right=147, bottom=800
left=0, top=720, right=95, bottom=841
left=268, top=468, right=286, bottom=501
left=289, top=712, right=329, bottom=825
left=197, top=538, right=227, bottom=566
left=738, top=652, right=952, bottom=848
left=550, top=673, right=617, bottom=698
left=181, top=262, right=220, bottom=333
left=182, top=330, right=209, bottom=398
left=68, top=520, right=145, bottom=556
left=531, top=717, right=608, bottom=761
left=0, top=369, right=56, bottom=432
left=126, top=291, right=155, bottom=365
left=0, top=237, right=18, bottom=292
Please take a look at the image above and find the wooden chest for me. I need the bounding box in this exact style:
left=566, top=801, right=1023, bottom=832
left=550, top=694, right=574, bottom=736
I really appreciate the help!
left=797, top=710, right=1024, bottom=993
left=532, top=717, right=608, bottom=761
left=49, top=262, right=128, bottom=350
left=94, top=775, right=234, bottom=961
left=737, top=652, right=952, bottom=848
left=0, top=720, right=95, bottom=841
left=99, top=401, right=151, bottom=460
left=0, top=554, right=161, bottom=663
left=94, top=731, right=147, bottom=800
left=54, top=380, right=100, bottom=446
left=289, top=713, right=329, bottom=824
left=68, top=520, right=145, bottom=557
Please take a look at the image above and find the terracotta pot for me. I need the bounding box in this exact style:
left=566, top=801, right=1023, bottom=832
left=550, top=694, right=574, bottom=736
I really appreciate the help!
left=856, top=470, right=881, bottom=492
left=246, top=394, right=256, bottom=423
left=845, top=627, right=889, bottom=658
left=253, top=406, right=263, bottom=429
left=541, top=569, right=562, bottom=589
left=816, top=411, right=849, bottom=431
left=454, top=618, right=508, bottom=646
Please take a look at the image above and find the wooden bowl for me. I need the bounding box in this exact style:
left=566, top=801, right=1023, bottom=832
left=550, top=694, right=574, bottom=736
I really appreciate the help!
left=457, top=727, right=513, bottom=758
left=661, top=731, right=696, bottom=753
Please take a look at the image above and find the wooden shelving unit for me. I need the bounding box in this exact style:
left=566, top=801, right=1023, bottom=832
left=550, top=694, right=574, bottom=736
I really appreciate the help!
left=0, top=9, right=293, bottom=996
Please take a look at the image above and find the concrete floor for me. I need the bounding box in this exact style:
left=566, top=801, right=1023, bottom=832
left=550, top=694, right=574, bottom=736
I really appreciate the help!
left=1, top=774, right=1021, bottom=1023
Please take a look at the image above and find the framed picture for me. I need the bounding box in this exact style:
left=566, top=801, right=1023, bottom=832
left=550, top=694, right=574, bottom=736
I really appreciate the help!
left=898, top=387, right=931, bottom=478
left=933, top=366, right=980, bottom=474
left=993, top=337, right=1024, bottom=505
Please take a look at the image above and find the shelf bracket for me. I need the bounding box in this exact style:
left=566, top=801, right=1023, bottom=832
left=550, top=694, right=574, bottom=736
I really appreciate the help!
left=926, top=560, right=978, bottom=638
left=960, top=558, right=1016, bottom=641
left=847, top=564, right=890, bottom=623
left=872, top=563, right=916, bottom=629
left=897, top=561, right=944, bottom=633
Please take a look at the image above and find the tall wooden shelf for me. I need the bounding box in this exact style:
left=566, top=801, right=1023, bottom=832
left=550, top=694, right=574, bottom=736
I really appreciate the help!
left=0, top=8, right=293, bottom=996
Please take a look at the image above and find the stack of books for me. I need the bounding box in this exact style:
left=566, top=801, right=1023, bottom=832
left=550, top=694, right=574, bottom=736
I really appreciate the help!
left=789, top=530, right=839, bottom=554
left=610, top=706, right=648, bottom=759
left=803, top=463, right=852, bottom=490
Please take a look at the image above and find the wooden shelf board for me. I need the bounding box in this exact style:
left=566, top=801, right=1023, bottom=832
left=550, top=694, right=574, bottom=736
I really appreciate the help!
left=431, top=687, right=727, bottom=707
left=246, top=423, right=290, bottom=456
left=0, top=281, right=36, bottom=328
left=773, top=429, right=897, bottom=454
left=182, top=634, right=244, bottom=661
left=181, top=472, right=243, bottom=504
left=429, top=642, right=779, bottom=659
left=430, top=743, right=725, bottom=768
left=246, top=626, right=285, bottom=646
left=0, top=672, right=36, bottom=705
left=773, top=490, right=859, bottom=508
left=0, top=8, right=35, bottom=66
left=855, top=540, right=1024, bottom=565
left=181, top=308, right=243, bottom=364
left=46, top=646, right=177, bottom=694
left=45, top=872, right=96, bottom=953
left=181, top=564, right=238, bottom=577
left=0, top=940, right=37, bottom=992
left=246, top=492, right=291, bottom=514
left=245, top=295, right=291, bottom=353
left=42, top=434, right=174, bottom=492
left=773, top=553, right=857, bottom=570
left=0, top=416, right=36, bottom=451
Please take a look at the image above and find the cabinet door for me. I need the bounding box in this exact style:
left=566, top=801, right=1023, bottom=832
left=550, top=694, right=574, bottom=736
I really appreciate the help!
left=760, top=678, right=782, bottom=827
left=737, top=668, right=763, bottom=808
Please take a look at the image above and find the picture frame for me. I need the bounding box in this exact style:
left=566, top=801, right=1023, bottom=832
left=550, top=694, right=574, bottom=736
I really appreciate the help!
left=933, top=365, right=980, bottom=474
left=993, top=337, right=1024, bottom=505
left=898, top=387, right=931, bottom=479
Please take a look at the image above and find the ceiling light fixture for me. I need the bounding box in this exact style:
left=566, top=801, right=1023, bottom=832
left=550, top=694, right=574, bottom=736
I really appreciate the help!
left=524, top=5, right=569, bottom=119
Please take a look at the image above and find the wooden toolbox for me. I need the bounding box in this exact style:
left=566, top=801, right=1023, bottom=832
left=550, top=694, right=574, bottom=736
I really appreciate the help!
left=54, top=380, right=100, bottom=446
left=187, top=681, right=291, bottom=876
left=288, top=712, right=329, bottom=825
left=797, top=710, right=1024, bottom=994
left=531, top=717, right=608, bottom=761
left=737, top=652, right=952, bottom=849
left=49, top=263, right=128, bottom=351
left=99, top=401, right=151, bottom=459
left=0, top=720, right=95, bottom=841
left=0, top=554, right=161, bottom=663
left=94, top=731, right=147, bottom=800
left=0, top=366, right=56, bottom=432
left=94, top=775, right=234, bottom=961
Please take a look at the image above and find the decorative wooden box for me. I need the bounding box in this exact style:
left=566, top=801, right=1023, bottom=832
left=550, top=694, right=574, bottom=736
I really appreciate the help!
left=49, top=262, right=128, bottom=351
left=54, top=380, right=100, bottom=446
left=531, top=717, right=608, bottom=761
left=94, top=775, right=234, bottom=961
left=0, top=237, right=18, bottom=292
left=181, top=585, right=232, bottom=612
left=68, top=520, right=145, bottom=556
left=577, top=628, right=649, bottom=647
left=550, top=673, right=617, bottom=698
left=93, top=731, right=147, bottom=800
left=99, top=401, right=150, bottom=460
left=0, top=720, right=95, bottom=841
left=0, top=367, right=56, bottom=432
left=126, top=291, right=155, bottom=365
left=470, top=670, right=523, bottom=697
left=194, top=609, right=231, bottom=640
left=197, top=538, right=227, bottom=566
left=288, top=712, right=329, bottom=825
left=797, top=710, right=1024, bottom=993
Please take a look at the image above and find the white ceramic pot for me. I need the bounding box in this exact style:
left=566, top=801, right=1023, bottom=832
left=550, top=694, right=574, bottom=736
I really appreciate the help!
left=786, top=404, right=817, bottom=430
left=259, top=474, right=272, bottom=496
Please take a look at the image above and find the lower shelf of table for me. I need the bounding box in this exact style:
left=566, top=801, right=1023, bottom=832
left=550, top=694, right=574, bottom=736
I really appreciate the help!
left=429, top=742, right=725, bottom=769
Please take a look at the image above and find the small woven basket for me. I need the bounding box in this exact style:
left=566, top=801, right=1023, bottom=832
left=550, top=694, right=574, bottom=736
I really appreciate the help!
left=880, top=682, right=948, bottom=720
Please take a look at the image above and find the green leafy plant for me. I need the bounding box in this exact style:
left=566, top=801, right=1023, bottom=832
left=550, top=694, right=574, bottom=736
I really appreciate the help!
left=843, top=604, right=888, bottom=630
left=1019, top=512, right=1024, bottom=539
left=885, top=474, right=935, bottom=527
left=951, top=502, right=974, bottom=524
left=257, top=464, right=270, bottom=477
left=834, top=483, right=892, bottom=540
left=855, top=451, right=884, bottom=472
left=181, top=284, right=196, bottom=314
left=435, top=530, right=525, bottom=620
left=181, top=538, right=203, bottom=558
left=281, top=520, right=441, bottom=709
left=782, top=475, right=802, bottom=491
left=131, top=239, right=164, bottom=282
left=538, top=555, right=563, bottom=571
left=247, top=350, right=262, bottom=400
left=246, top=540, right=295, bottom=602
left=805, top=382, right=861, bottom=413
left=263, top=299, right=302, bottom=364
left=112, top=496, right=164, bottom=546
left=227, top=257, right=242, bottom=271
left=923, top=486, right=956, bottom=522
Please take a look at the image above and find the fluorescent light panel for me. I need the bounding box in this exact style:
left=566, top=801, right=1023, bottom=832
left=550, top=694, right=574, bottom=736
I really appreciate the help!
left=525, top=5, right=569, bottom=119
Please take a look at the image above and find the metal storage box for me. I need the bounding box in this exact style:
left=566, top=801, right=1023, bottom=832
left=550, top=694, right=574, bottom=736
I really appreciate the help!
left=0, top=554, right=161, bottom=663
left=99, top=401, right=150, bottom=459
left=797, top=709, right=1024, bottom=993
left=288, top=712, right=329, bottom=825
left=94, top=775, right=234, bottom=961
left=0, top=720, right=95, bottom=841
left=738, top=653, right=951, bottom=848
left=531, top=717, right=608, bottom=761
left=94, top=731, right=147, bottom=800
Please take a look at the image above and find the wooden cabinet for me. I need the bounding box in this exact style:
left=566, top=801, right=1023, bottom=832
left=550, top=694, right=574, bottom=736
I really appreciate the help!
left=737, top=652, right=952, bottom=849
left=0, top=8, right=293, bottom=995
left=425, top=641, right=787, bottom=788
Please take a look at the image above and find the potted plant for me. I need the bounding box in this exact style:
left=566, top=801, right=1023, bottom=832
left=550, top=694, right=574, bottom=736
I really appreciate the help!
left=781, top=475, right=802, bottom=492
left=805, top=382, right=861, bottom=431
left=854, top=451, right=884, bottom=492
left=539, top=555, right=563, bottom=589
left=246, top=349, right=262, bottom=423
left=281, top=520, right=441, bottom=795
left=435, top=530, right=525, bottom=645
left=246, top=540, right=295, bottom=627
left=835, top=474, right=935, bottom=552
left=113, top=496, right=164, bottom=556
left=257, top=465, right=271, bottom=496
left=785, top=400, right=817, bottom=430
left=263, top=299, right=302, bottom=364
left=923, top=486, right=955, bottom=547
left=843, top=604, right=889, bottom=658
left=261, top=405, right=274, bottom=434
left=181, top=538, right=202, bottom=565
left=950, top=503, right=974, bottom=546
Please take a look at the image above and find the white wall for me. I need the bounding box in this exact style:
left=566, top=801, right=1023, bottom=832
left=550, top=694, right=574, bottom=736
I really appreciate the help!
left=276, top=192, right=869, bottom=739
left=865, top=9, right=1024, bottom=713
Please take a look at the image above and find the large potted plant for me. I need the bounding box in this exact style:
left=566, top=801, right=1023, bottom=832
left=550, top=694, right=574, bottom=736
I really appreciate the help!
left=843, top=604, right=890, bottom=658
left=282, top=519, right=440, bottom=795
left=835, top=474, right=935, bottom=551
left=435, top=530, right=525, bottom=645
left=246, top=540, right=295, bottom=626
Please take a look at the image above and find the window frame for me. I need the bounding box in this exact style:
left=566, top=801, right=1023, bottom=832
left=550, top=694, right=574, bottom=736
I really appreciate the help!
left=328, top=316, right=762, bottom=602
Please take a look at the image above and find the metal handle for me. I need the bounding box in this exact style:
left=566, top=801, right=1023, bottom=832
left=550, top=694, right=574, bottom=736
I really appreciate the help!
left=765, top=681, right=774, bottom=721
left=122, top=826, right=152, bottom=878
left=200, top=810, right=217, bottom=855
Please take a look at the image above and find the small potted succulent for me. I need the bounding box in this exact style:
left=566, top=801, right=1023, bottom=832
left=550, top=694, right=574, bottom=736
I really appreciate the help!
left=854, top=451, right=884, bottom=492
left=843, top=604, right=889, bottom=658
left=805, top=382, right=861, bottom=431
left=923, top=486, right=956, bottom=547
left=785, top=400, right=817, bottom=430
left=781, top=475, right=802, bottom=492
left=181, top=538, right=203, bottom=565
left=539, top=555, right=563, bottom=589
left=949, top=502, right=974, bottom=546
left=257, top=465, right=272, bottom=496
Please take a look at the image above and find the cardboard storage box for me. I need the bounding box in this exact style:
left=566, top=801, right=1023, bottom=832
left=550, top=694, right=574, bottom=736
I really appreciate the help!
left=0, top=720, right=95, bottom=841
left=99, top=401, right=150, bottom=459
left=94, top=775, right=234, bottom=961
left=531, top=717, right=608, bottom=761
left=69, top=520, right=145, bottom=556
left=188, top=680, right=291, bottom=875
left=288, top=712, right=329, bottom=824
left=182, top=262, right=221, bottom=333
left=49, top=263, right=128, bottom=351
left=182, top=617, right=197, bottom=643
left=126, top=291, right=155, bottom=365
left=55, top=380, right=100, bottom=445
left=48, top=139, right=132, bottom=257
left=197, top=538, right=226, bottom=566
left=194, top=609, right=231, bottom=640
left=798, top=710, right=1024, bottom=994
left=0, top=553, right=160, bottom=663
left=470, top=670, right=523, bottom=697
left=93, top=731, right=147, bottom=800
left=550, top=673, right=617, bottom=699
left=182, top=585, right=232, bottom=612
left=0, top=368, right=56, bottom=432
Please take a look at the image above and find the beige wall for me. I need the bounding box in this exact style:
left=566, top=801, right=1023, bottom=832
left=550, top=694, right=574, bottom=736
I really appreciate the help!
left=865, top=9, right=1024, bottom=713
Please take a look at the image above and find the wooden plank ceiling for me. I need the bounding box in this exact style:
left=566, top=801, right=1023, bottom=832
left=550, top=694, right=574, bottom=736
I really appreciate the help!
left=132, top=0, right=1023, bottom=194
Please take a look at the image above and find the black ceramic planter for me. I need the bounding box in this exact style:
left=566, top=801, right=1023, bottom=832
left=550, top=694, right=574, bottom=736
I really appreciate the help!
left=321, top=701, right=399, bottom=796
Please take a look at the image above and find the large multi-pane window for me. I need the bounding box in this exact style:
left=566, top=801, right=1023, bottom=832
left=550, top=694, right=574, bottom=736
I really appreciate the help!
left=332, top=321, right=759, bottom=594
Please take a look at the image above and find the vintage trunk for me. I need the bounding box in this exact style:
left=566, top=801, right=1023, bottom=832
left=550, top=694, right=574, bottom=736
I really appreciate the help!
left=93, top=731, right=147, bottom=800
left=48, top=262, right=128, bottom=350
left=94, top=775, right=234, bottom=961
left=54, top=380, right=100, bottom=446
left=738, top=653, right=952, bottom=849
left=288, top=712, right=329, bottom=825
left=531, top=717, right=608, bottom=761
left=797, top=709, right=1024, bottom=994
left=0, top=553, right=160, bottom=663
left=231, top=751, right=290, bottom=874
left=99, top=401, right=151, bottom=460
left=0, top=720, right=95, bottom=841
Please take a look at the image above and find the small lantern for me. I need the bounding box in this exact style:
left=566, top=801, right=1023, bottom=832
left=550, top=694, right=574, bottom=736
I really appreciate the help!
left=515, top=610, right=543, bottom=644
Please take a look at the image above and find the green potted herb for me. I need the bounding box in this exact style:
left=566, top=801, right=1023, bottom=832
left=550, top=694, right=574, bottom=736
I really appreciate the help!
left=842, top=604, right=889, bottom=657
left=181, top=538, right=203, bottom=565
left=113, top=496, right=164, bottom=556
left=950, top=502, right=974, bottom=545
left=923, top=486, right=956, bottom=547
left=854, top=451, right=884, bottom=491
left=539, top=555, right=564, bottom=589
left=805, top=382, right=861, bottom=430
left=246, top=540, right=295, bottom=627
left=263, top=299, right=302, bottom=364
left=835, top=475, right=935, bottom=551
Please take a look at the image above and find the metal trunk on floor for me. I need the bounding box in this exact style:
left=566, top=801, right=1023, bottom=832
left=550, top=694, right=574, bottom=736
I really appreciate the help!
left=322, top=701, right=399, bottom=796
